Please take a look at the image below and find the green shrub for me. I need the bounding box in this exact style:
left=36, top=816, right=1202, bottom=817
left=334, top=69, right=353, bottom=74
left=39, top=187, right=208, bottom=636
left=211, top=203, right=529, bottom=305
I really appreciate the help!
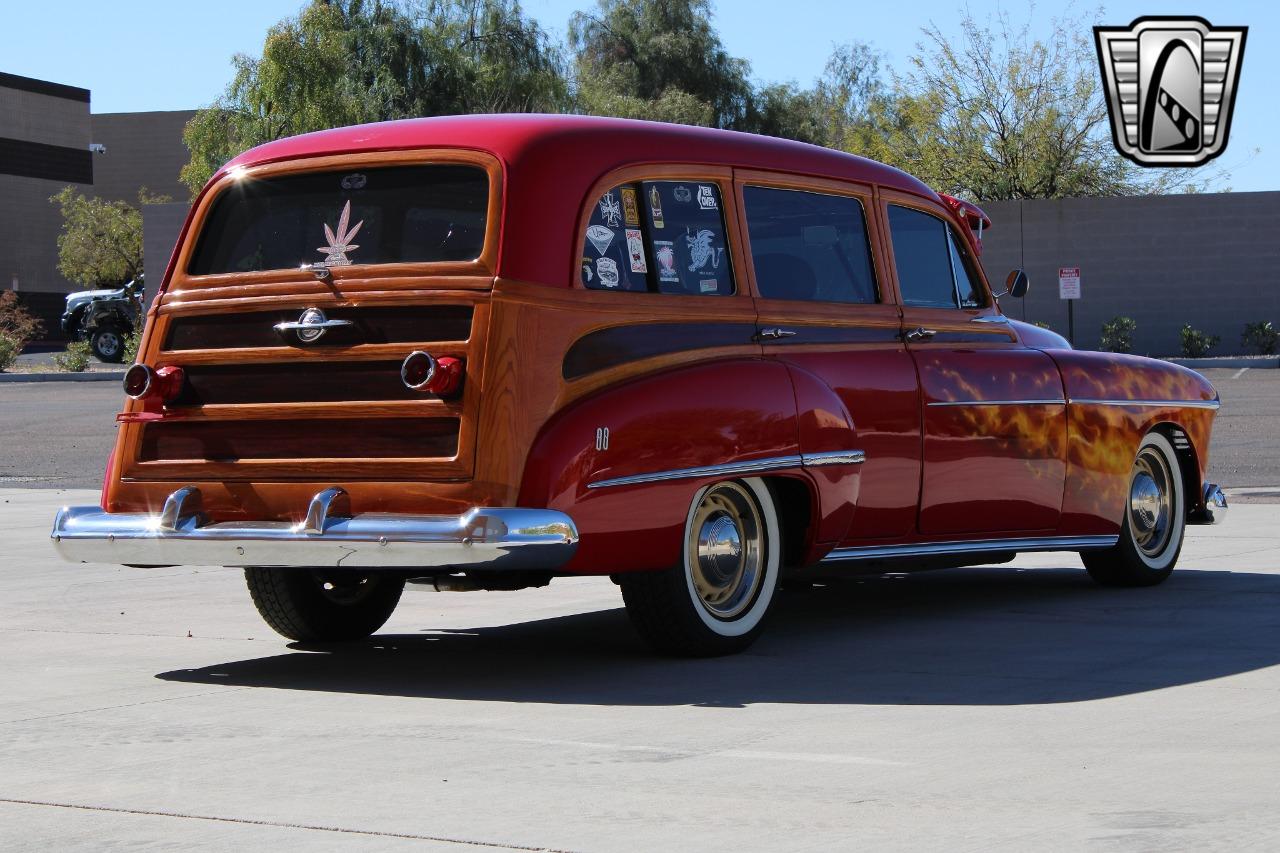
left=1180, top=325, right=1220, bottom=358
left=1242, top=321, right=1278, bottom=356
left=1100, top=316, right=1136, bottom=353
left=1032, top=321, right=1052, bottom=330
left=122, top=330, right=143, bottom=364
left=53, top=340, right=92, bottom=372
left=0, top=331, right=20, bottom=372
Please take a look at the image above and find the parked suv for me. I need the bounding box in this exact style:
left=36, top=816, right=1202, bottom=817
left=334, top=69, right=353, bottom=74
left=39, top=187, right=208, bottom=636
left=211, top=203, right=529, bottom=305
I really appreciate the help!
left=51, top=115, right=1225, bottom=656
left=61, top=277, right=143, bottom=362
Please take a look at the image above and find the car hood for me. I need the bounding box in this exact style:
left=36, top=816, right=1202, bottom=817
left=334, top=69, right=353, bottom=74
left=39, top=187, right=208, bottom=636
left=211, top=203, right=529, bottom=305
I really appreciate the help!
left=66, top=289, right=125, bottom=307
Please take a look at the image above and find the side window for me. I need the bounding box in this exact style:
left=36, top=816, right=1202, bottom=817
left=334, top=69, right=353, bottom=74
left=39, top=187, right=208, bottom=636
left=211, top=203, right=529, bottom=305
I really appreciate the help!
left=641, top=181, right=734, bottom=296
left=946, top=227, right=986, bottom=308
left=743, top=186, right=878, bottom=304
left=581, top=184, right=647, bottom=291
left=887, top=205, right=959, bottom=309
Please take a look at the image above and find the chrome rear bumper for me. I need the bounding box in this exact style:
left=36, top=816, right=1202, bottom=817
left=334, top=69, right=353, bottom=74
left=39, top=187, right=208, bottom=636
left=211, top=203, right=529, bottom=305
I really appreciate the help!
left=51, top=486, right=579, bottom=571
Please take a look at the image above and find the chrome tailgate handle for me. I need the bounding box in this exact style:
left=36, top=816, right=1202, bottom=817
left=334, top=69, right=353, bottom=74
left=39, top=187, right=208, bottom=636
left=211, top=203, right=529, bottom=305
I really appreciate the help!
left=273, top=318, right=353, bottom=332
left=758, top=327, right=798, bottom=340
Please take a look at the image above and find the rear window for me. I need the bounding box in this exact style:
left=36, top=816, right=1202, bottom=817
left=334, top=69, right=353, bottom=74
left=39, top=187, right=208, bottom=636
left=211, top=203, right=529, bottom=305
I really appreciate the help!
left=188, top=164, right=489, bottom=275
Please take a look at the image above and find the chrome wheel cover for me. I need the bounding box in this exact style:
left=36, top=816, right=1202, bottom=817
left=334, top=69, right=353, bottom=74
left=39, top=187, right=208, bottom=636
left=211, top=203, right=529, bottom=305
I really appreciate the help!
left=1129, top=446, right=1174, bottom=558
left=686, top=482, right=764, bottom=620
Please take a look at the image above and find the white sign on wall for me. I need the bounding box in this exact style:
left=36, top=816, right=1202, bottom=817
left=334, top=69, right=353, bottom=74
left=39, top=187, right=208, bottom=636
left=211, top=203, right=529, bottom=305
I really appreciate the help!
left=1058, top=266, right=1081, bottom=300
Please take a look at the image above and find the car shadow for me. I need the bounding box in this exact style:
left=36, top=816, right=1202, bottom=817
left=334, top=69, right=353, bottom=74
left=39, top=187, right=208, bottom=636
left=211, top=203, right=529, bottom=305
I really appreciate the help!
left=157, top=565, right=1280, bottom=707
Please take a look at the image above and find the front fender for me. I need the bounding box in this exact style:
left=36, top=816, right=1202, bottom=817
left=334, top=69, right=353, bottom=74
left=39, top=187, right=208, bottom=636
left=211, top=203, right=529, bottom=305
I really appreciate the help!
left=518, top=358, right=854, bottom=574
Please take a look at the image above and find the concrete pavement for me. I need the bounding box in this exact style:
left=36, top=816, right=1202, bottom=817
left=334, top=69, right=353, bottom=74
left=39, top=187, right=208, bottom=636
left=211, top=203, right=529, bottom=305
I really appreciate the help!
left=3, top=487, right=1278, bottom=850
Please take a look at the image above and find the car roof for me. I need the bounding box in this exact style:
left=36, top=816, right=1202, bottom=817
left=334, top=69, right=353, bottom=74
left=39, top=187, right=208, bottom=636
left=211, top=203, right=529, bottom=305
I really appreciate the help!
left=218, top=114, right=941, bottom=285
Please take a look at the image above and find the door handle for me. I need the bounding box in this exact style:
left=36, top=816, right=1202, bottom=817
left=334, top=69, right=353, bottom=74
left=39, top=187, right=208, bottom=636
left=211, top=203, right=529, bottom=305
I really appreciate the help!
left=757, top=327, right=798, bottom=340
left=903, top=326, right=937, bottom=342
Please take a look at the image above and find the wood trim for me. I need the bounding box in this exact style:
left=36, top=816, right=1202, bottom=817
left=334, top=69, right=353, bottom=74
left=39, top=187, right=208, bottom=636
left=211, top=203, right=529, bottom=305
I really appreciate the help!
left=164, top=149, right=504, bottom=294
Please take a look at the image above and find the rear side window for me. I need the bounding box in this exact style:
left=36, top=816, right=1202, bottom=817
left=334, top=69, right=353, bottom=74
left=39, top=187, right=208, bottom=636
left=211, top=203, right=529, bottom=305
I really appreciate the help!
left=742, top=186, right=878, bottom=304
left=189, top=164, right=488, bottom=275
left=581, top=180, right=734, bottom=296
left=580, top=185, right=648, bottom=292
left=887, top=205, right=988, bottom=309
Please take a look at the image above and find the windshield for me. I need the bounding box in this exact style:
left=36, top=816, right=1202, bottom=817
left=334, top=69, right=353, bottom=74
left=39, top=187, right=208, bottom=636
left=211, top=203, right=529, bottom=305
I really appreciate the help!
left=187, top=164, right=489, bottom=275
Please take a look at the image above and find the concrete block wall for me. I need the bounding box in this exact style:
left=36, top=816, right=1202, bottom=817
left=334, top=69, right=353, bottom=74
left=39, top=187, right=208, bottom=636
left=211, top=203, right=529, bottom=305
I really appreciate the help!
left=978, top=193, right=1280, bottom=356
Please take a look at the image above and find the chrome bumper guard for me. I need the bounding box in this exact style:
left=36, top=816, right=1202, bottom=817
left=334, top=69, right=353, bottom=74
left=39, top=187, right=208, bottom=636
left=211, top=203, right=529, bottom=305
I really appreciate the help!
left=1189, top=482, right=1228, bottom=525
left=51, top=486, right=579, bottom=571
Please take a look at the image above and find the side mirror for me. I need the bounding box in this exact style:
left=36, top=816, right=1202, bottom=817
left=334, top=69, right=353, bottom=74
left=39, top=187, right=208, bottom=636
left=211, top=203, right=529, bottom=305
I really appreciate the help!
left=993, top=269, right=1029, bottom=299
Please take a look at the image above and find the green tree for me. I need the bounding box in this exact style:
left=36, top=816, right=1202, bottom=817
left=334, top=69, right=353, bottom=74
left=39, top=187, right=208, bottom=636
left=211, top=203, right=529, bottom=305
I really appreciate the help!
left=850, top=8, right=1216, bottom=200
left=181, top=0, right=568, bottom=195
left=569, top=0, right=752, bottom=129
left=49, top=187, right=166, bottom=286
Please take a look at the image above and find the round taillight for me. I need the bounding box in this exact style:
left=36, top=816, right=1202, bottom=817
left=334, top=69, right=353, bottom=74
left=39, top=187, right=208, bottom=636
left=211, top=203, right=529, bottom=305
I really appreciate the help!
left=123, top=364, right=153, bottom=399
left=401, top=351, right=437, bottom=390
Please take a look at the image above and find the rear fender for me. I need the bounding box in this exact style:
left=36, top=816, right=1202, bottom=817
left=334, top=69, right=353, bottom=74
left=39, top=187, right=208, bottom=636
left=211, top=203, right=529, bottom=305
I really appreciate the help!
left=519, top=358, right=854, bottom=574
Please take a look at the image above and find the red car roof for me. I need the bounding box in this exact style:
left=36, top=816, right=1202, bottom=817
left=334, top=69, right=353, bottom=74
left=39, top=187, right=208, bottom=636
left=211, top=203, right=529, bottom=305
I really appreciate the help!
left=217, top=114, right=941, bottom=285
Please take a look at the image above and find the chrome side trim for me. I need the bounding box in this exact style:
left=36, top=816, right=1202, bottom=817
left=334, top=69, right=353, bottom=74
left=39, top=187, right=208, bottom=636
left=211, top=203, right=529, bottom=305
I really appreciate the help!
left=587, top=449, right=867, bottom=489
left=1069, top=398, right=1221, bottom=410
left=587, top=455, right=803, bottom=489
left=971, top=315, right=1011, bottom=324
left=800, top=450, right=867, bottom=467
left=821, top=535, right=1118, bottom=563
left=927, top=399, right=1067, bottom=408
left=51, top=488, right=579, bottom=571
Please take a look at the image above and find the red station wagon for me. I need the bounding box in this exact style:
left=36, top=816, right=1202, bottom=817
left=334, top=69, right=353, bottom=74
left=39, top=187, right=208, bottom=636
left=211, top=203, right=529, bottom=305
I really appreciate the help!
left=51, top=115, right=1227, bottom=655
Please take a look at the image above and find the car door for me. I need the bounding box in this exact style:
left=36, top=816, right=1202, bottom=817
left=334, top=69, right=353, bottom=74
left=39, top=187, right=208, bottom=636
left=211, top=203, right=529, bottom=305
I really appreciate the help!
left=736, top=171, right=922, bottom=542
left=880, top=189, right=1067, bottom=536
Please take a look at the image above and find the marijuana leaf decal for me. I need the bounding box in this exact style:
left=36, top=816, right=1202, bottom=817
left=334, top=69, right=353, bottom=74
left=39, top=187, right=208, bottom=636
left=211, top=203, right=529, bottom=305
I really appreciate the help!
left=317, top=200, right=365, bottom=266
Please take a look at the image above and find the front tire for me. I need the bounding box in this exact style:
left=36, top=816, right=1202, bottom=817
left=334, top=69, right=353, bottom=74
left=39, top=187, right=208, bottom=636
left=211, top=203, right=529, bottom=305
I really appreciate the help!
left=245, top=568, right=404, bottom=642
left=1083, top=431, right=1186, bottom=587
left=620, top=477, right=781, bottom=656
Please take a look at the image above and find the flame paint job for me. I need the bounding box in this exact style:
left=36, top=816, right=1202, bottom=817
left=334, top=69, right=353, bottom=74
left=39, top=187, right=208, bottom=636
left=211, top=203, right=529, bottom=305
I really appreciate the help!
left=913, top=348, right=1067, bottom=534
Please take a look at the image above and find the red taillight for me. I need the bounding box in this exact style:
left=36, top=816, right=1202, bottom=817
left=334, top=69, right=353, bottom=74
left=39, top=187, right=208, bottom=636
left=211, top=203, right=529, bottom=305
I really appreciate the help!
left=401, top=351, right=463, bottom=397
left=123, top=364, right=152, bottom=398
left=123, top=364, right=184, bottom=404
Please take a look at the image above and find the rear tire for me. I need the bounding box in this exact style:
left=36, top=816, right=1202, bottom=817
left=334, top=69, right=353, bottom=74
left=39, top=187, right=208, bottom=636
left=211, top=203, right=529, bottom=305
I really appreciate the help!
left=620, top=477, right=781, bottom=656
left=1083, top=431, right=1185, bottom=587
left=245, top=568, right=404, bottom=642
left=90, top=326, right=125, bottom=362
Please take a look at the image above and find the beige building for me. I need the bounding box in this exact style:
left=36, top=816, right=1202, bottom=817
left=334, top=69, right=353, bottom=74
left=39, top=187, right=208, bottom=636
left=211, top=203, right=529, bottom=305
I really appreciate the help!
left=0, top=71, right=192, bottom=337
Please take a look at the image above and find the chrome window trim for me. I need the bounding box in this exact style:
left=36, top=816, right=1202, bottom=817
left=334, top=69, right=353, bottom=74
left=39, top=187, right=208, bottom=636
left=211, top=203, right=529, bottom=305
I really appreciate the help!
left=821, top=535, right=1119, bottom=563
left=587, top=449, right=866, bottom=489
left=1069, top=398, right=1222, bottom=410
left=927, top=399, right=1067, bottom=408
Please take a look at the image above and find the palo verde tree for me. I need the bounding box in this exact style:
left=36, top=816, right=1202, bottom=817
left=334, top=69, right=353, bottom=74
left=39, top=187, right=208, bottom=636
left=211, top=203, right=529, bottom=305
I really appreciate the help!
left=850, top=8, right=1220, bottom=199
left=180, top=0, right=569, bottom=195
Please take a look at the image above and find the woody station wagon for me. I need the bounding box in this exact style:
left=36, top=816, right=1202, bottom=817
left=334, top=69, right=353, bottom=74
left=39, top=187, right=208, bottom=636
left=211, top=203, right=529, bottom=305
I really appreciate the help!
left=52, top=115, right=1227, bottom=656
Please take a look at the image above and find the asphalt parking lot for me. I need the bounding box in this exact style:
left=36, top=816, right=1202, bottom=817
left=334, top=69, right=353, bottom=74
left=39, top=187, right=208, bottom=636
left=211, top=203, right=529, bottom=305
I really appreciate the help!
left=1, top=366, right=1278, bottom=850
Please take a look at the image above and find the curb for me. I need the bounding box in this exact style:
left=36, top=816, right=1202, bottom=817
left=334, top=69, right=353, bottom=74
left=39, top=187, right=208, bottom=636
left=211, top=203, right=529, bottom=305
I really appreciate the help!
left=0, top=371, right=125, bottom=384
left=1165, top=357, right=1279, bottom=370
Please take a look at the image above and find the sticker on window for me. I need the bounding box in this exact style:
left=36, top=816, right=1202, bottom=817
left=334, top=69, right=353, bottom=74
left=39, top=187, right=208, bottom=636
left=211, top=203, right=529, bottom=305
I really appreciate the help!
left=673, top=185, right=692, bottom=204
left=685, top=228, right=723, bottom=272
left=626, top=228, right=647, bottom=273
left=697, top=185, right=717, bottom=210
left=596, top=257, right=620, bottom=287
left=586, top=224, right=614, bottom=255
left=654, top=241, right=679, bottom=283
left=649, top=185, right=665, bottom=229
left=598, top=192, right=622, bottom=227
left=621, top=188, right=640, bottom=226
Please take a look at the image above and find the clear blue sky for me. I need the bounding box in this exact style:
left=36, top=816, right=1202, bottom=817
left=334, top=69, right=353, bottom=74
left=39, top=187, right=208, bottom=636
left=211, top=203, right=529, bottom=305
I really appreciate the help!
left=7, top=0, right=1275, bottom=191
